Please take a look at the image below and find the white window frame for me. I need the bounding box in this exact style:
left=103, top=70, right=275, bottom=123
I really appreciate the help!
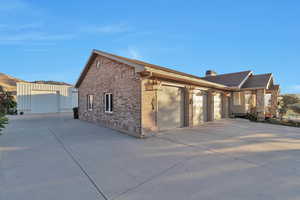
left=104, top=93, right=113, bottom=113
left=96, top=60, right=101, bottom=69
left=87, top=94, right=94, bottom=111
left=233, top=92, right=241, bottom=105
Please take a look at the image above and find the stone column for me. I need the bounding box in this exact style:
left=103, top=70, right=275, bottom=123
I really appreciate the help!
left=256, top=89, right=266, bottom=121
left=207, top=91, right=214, bottom=121
left=270, top=89, right=279, bottom=118
left=184, top=86, right=194, bottom=127
left=222, top=92, right=230, bottom=118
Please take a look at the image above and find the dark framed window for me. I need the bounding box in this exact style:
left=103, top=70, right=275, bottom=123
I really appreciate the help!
left=104, top=93, right=113, bottom=113
left=87, top=95, right=94, bottom=111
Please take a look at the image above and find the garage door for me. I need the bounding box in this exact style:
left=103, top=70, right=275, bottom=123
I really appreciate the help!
left=31, top=90, right=59, bottom=113
left=157, top=85, right=184, bottom=130
left=214, top=93, right=222, bottom=120
left=193, top=91, right=207, bottom=126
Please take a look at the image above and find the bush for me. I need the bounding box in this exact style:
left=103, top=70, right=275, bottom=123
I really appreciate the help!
left=0, top=113, right=8, bottom=135
left=245, top=113, right=258, bottom=122
left=73, top=107, right=79, bottom=119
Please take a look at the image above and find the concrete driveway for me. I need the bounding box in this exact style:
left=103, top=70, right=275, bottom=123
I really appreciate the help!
left=1, top=114, right=300, bottom=200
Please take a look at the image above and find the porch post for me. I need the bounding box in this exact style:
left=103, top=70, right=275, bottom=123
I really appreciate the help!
left=256, top=89, right=266, bottom=121
left=184, top=86, right=194, bottom=127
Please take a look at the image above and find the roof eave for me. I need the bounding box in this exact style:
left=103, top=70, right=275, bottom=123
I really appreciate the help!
left=75, top=50, right=146, bottom=88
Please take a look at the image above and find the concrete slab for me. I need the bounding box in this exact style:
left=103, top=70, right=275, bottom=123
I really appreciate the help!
left=1, top=114, right=300, bottom=200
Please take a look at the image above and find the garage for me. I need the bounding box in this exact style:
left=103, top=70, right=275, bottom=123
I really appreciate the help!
left=157, top=85, right=184, bottom=130
left=17, top=82, right=78, bottom=114
left=31, top=90, right=59, bottom=113
left=213, top=93, right=222, bottom=120
left=193, top=91, right=207, bottom=126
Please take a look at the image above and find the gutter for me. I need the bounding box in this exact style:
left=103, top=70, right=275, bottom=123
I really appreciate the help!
left=139, top=70, right=231, bottom=91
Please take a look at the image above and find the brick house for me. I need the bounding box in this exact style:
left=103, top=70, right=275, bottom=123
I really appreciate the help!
left=75, top=49, right=280, bottom=137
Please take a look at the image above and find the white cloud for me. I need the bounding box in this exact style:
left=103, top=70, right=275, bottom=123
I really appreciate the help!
left=23, top=49, right=48, bottom=52
left=0, top=0, right=29, bottom=12
left=126, top=47, right=142, bottom=59
left=291, top=85, right=300, bottom=91
left=0, top=22, right=43, bottom=32
left=0, top=32, right=74, bottom=44
left=84, top=24, right=131, bottom=34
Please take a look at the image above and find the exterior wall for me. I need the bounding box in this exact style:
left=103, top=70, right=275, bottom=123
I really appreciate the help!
left=141, top=79, right=158, bottom=134
left=78, top=55, right=142, bottom=137
left=230, top=91, right=246, bottom=115
left=141, top=78, right=229, bottom=135
left=17, top=82, right=76, bottom=114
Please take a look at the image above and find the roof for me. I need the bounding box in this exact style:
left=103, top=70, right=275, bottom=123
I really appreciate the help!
left=201, top=70, right=252, bottom=88
left=75, top=49, right=227, bottom=88
left=30, top=80, right=73, bottom=86
left=241, top=73, right=273, bottom=89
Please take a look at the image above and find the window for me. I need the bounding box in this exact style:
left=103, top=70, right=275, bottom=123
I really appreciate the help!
left=87, top=95, right=94, bottom=111
left=233, top=92, right=241, bottom=105
left=104, top=93, right=113, bottom=113
left=96, top=60, right=101, bottom=69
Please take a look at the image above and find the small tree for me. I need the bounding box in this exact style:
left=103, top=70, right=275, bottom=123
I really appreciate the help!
left=278, top=94, right=300, bottom=119
left=0, top=86, right=16, bottom=114
left=0, top=113, right=8, bottom=135
left=0, top=85, right=14, bottom=134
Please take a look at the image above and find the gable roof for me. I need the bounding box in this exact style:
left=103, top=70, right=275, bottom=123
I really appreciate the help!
left=241, top=73, right=273, bottom=89
left=201, top=70, right=253, bottom=88
left=75, top=49, right=227, bottom=89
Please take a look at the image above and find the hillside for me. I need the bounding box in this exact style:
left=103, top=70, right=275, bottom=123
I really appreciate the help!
left=0, top=72, right=26, bottom=94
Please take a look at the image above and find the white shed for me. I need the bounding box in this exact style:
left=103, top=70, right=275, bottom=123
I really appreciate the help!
left=17, top=82, right=78, bottom=114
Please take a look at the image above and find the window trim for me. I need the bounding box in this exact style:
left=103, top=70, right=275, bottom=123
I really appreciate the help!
left=104, top=93, right=113, bottom=113
left=87, top=94, right=94, bottom=111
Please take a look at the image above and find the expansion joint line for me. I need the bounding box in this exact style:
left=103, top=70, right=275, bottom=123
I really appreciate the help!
left=48, top=128, right=109, bottom=200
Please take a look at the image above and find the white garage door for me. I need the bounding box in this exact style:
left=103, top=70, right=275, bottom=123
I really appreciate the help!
left=214, top=94, right=222, bottom=120
left=157, top=85, right=184, bottom=130
left=31, top=90, right=59, bottom=113
left=193, top=92, right=207, bottom=126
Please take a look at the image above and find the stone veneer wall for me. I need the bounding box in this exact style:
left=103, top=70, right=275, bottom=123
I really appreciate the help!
left=78, top=55, right=142, bottom=137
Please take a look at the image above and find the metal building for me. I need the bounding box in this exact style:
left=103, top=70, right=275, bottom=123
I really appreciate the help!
left=17, top=82, right=78, bottom=114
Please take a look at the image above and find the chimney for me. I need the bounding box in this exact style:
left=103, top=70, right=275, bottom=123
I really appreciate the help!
left=206, top=70, right=217, bottom=77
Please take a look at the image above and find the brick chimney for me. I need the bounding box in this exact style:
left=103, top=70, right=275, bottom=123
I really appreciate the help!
left=206, top=70, right=217, bottom=77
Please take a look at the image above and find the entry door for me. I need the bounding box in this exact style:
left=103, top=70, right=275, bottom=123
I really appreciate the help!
left=193, top=92, right=207, bottom=126
left=31, top=90, right=59, bottom=113
left=214, top=94, right=222, bottom=120
left=157, top=85, right=184, bottom=130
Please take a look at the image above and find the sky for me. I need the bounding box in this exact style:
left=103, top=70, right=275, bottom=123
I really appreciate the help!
left=0, top=0, right=299, bottom=94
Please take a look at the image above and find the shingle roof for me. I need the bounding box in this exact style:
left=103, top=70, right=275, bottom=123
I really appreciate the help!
left=241, top=73, right=273, bottom=89
left=201, top=70, right=252, bottom=88
left=93, top=50, right=216, bottom=82
left=75, top=49, right=227, bottom=88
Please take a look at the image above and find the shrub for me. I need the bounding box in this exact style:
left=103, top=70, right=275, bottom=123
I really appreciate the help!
left=0, top=113, right=8, bottom=135
left=0, top=86, right=17, bottom=114
left=245, top=113, right=258, bottom=122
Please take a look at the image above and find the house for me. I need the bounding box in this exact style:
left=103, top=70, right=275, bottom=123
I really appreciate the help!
left=75, top=49, right=280, bottom=137
left=17, top=82, right=78, bottom=114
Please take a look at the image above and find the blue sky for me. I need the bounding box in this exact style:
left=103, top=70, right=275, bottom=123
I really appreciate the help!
left=0, top=0, right=299, bottom=93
